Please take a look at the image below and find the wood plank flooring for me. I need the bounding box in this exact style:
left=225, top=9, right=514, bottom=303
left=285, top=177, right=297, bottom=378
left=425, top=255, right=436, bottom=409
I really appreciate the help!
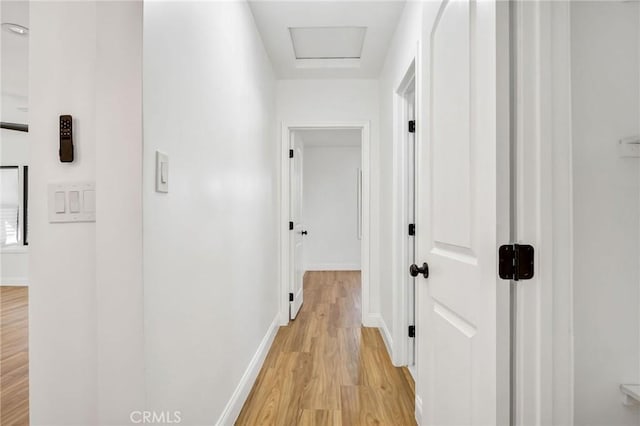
left=236, top=271, right=416, bottom=426
left=1, top=286, right=29, bottom=426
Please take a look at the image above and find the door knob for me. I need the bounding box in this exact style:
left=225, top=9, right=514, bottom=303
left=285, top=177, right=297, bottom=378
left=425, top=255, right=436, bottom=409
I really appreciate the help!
left=409, top=262, right=429, bottom=279
left=301, top=230, right=308, bottom=235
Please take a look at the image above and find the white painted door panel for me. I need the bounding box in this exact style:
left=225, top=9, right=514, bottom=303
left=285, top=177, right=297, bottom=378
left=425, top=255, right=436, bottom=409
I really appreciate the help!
left=419, top=0, right=508, bottom=425
left=290, top=135, right=304, bottom=319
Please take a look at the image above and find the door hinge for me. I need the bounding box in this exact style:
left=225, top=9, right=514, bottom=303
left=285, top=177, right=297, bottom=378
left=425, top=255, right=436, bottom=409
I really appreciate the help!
left=498, top=244, right=535, bottom=281
left=289, top=292, right=294, bottom=302
left=408, top=223, right=415, bottom=236
left=408, top=120, right=416, bottom=133
left=408, top=325, right=415, bottom=338
left=289, top=149, right=294, bottom=158
left=289, top=221, right=294, bottom=230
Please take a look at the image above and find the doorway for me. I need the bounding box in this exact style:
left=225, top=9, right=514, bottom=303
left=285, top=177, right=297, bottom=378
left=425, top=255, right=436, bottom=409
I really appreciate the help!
left=287, top=128, right=363, bottom=320
left=279, top=122, right=371, bottom=326
left=393, top=58, right=418, bottom=377
left=516, top=2, right=640, bottom=424
left=0, top=0, right=30, bottom=423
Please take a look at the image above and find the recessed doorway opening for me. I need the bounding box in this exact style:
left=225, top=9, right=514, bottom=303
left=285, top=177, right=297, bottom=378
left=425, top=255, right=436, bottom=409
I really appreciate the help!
left=279, top=122, right=371, bottom=326
left=392, top=56, right=418, bottom=378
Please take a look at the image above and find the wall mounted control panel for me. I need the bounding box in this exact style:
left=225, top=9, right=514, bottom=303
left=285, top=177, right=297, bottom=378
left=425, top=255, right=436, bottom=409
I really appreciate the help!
left=48, top=182, right=96, bottom=223
left=59, top=115, right=74, bottom=162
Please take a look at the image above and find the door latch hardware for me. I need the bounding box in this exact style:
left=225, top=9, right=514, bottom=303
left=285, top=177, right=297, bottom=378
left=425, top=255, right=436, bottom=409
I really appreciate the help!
left=498, top=244, right=534, bottom=281
left=408, top=120, right=416, bottom=133
left=408, top=325, right=415, bottom=338
left=289, top=293, right=293, bottom=302
left=408, top=223, right=415, bottom=236
left=289, top=221, right=294, bottom=230
left=409, top=262, right=429, bottom=279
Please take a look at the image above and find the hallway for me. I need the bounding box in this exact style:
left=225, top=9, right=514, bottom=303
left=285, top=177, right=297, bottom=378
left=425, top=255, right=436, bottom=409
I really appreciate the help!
left=19, top=1, right=640, bottom=424
left=236, top=271, right=416, bottom=425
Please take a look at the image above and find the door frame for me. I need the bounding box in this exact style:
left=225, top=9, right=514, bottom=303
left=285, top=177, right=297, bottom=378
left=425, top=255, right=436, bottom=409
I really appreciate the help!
left=279, top=121, right=371, bottom=326
left=514, top=1, right=574, bottom=424
left=391, top=46, right=420, bottom=369
left=289, top=135, right=304, bottom=320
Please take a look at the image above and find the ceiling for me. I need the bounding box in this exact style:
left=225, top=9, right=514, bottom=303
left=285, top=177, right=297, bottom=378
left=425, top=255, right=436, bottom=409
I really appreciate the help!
left=295, top=129, right=361, bottom=147
left=248, top=1, right=406, bottom=79
left=1, top=0, right=29, bottom=123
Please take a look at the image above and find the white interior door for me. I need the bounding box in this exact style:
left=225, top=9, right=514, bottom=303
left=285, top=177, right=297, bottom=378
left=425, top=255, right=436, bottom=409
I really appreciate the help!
left=290, top=133, right=304, bottom=320
left=417, top=0, right=509, bottom=424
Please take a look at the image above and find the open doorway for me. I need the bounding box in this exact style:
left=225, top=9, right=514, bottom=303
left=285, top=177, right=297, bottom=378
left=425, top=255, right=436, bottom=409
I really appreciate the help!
left=280, top=123, right=371, bottom=326
left=289, top=129, right=363, bottom=320
left=516, top=2, right=640, bottom=424
left=0, top=0, right=30, bottom=424
left=392, top=57, right=418, bottom=377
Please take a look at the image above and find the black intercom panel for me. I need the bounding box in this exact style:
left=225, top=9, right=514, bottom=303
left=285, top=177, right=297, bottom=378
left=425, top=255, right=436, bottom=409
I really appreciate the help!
left=59, top=115, right=74, bottom=162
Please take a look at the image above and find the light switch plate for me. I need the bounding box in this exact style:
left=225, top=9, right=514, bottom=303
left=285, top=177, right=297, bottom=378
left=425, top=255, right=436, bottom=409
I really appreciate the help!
left=48, top=182, right=96, bottom=223
left=156, top=151, right=169, bottom=193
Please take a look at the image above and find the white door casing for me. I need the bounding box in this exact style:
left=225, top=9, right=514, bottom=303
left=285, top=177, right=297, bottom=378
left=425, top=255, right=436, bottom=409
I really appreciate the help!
left=514, top=2, right=574, bottom=424
left=290, top=133, right=304, bottom=320
left=392, top=50, right=421, bottom=372
left=418, top=0, right=510, bottom=424
left=279, top=122, right=371, bottom=327
left=407, top=87, right=417, bottom=373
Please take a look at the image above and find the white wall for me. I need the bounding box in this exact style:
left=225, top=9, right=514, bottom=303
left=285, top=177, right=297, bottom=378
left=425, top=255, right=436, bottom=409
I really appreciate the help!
left=1, top=245, right=27, bottom=285
left=143, top=2, right=279, bottom=424
left=302, top=143, right=361, bottom=270
left=30, top=3, right=98, bottom=423
left=29, top=2, right=144, bottom=424
left=571, top=2, right=640, bottom=425
left=277, top=79, right=380, bottom=316
left=1, top=130, right=28, bottom=166
left=95, top=3, right=145, bottom=423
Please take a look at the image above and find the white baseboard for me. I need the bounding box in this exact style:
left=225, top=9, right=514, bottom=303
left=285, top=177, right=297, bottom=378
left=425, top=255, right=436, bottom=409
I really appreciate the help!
left=215, top=313, right=280, bottom=426
left=0, top=277, right=28, bottom=286
left=305, top=263, right=361, bottom=271
left=415, top=394, right=423, bottom=425
left=364, top=313, right=393, bottom=362
left=378, top=316, right=393, bottom=360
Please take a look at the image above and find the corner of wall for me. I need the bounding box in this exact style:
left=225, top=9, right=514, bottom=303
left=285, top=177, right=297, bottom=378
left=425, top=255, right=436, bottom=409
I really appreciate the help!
left=365, top=312, right=394, bottom=364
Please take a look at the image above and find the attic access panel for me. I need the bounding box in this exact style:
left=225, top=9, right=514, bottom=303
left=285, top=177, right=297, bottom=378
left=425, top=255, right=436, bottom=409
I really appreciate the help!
left=289, top=26, right=367, bottom=59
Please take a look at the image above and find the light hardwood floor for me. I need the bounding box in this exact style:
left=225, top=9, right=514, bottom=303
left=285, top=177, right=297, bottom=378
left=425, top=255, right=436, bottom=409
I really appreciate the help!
left=236, top=271, right=416, bottom=426
left=1, top=286, right=29, bottom=426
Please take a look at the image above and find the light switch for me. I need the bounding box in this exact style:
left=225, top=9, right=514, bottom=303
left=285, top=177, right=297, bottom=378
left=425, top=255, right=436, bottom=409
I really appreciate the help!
left=49, top=182, right=95, bottom=223
left=161, top=161, right=168, bottom=184
left=156, top=151, right=169, bottom=193
left=83, top=190, right=95, bottom=213
left=69, top=191, right=80, bottom=213
left=54, top=191, right=66, bottom=213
